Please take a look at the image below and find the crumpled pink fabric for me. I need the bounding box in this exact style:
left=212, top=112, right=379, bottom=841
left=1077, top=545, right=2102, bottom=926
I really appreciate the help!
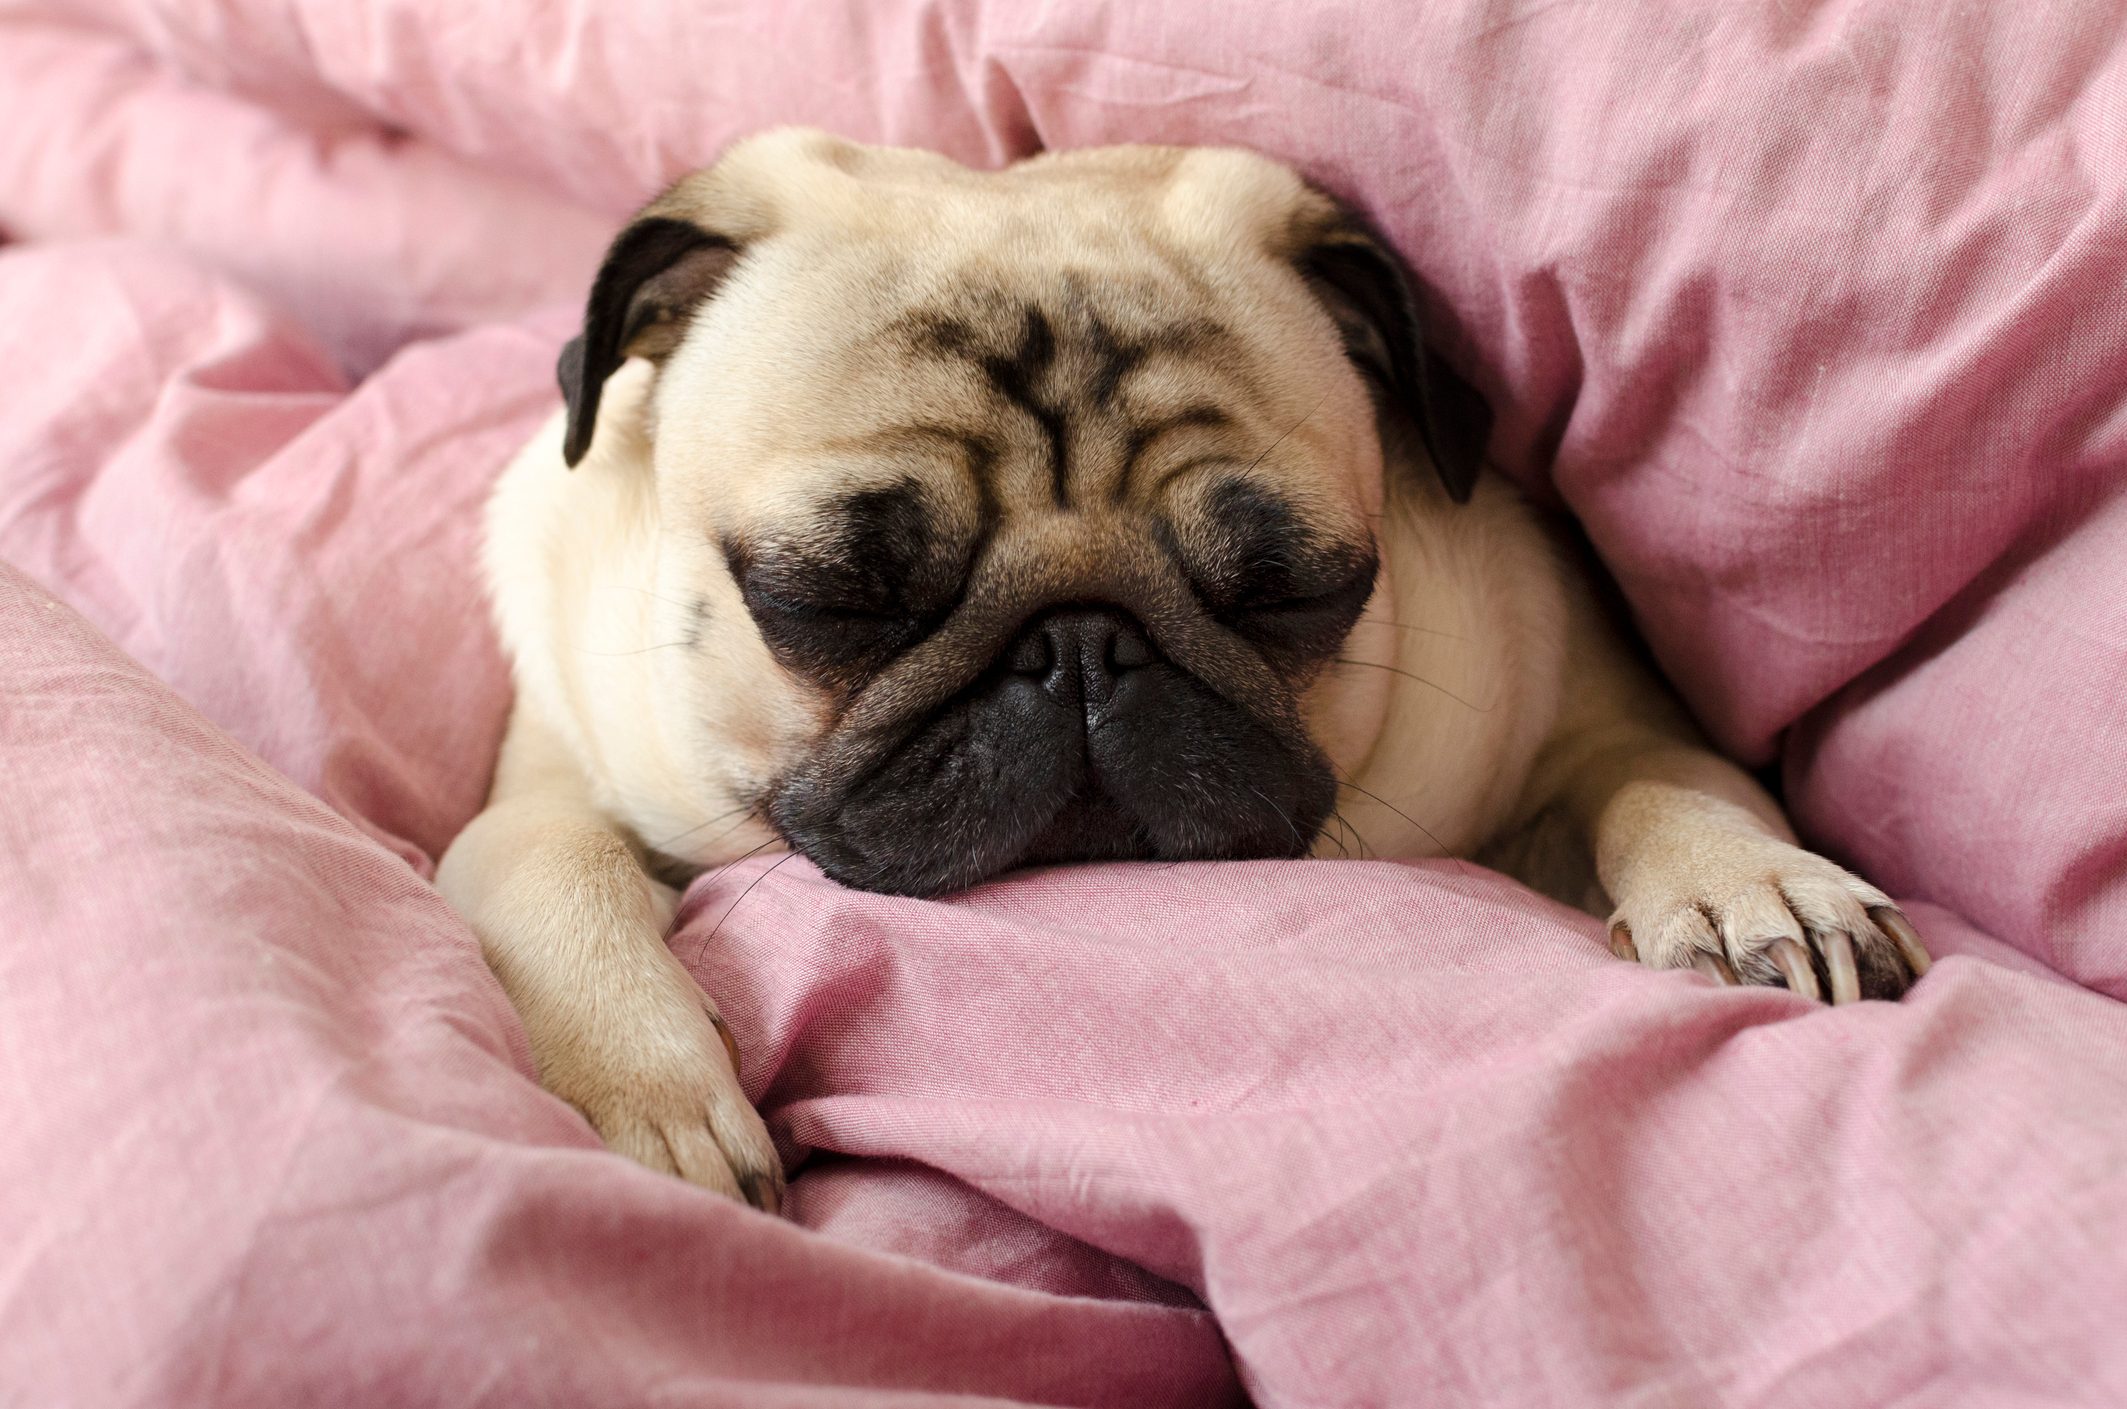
left=0, top=558, right=1233, bottom=1408
left=2, top=2, right=2125, bottom=1405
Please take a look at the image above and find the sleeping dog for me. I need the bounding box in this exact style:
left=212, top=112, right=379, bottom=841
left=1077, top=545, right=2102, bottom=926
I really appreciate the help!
left=437, top=129, right=1931, bottom=1207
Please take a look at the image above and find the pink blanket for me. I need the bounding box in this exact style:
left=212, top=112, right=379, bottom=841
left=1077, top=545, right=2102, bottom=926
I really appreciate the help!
left=4, top=3, right=2126, bottom=1404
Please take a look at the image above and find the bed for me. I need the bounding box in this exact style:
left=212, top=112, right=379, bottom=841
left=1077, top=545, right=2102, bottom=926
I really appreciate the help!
left=3, top=2, right=2125, bottom=1403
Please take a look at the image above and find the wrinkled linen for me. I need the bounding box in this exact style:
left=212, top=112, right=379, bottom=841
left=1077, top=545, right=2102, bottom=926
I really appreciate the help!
left=3, top=2, right=2125, bottom=1405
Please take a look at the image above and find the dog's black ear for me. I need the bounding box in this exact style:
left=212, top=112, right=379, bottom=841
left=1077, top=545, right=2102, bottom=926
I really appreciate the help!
left=1297, top=197, right=1492, bottom=503
left=559, top=215, right=742, bottom=467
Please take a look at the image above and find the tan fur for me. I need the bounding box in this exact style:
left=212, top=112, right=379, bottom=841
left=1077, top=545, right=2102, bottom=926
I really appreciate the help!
left=438, top=129, right=1925, bottom=1198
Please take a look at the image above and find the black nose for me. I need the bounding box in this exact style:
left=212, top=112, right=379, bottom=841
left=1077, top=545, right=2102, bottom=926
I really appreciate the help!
left=1006, top=606, right=1157, bottom=707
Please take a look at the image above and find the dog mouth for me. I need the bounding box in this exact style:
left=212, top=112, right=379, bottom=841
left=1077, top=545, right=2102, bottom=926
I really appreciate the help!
left=1016, top=791, right=1160, bottom=867
left=765, top=657, right=1334, bottom=897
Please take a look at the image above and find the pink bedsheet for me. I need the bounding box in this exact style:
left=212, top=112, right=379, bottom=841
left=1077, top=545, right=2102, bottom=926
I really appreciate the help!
left=3, top=3, right=2125, bottom=1405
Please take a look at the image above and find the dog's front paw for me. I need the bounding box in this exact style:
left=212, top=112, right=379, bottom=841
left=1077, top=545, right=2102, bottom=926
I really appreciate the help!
left=531, top=989, right=785, bottom=1210
left=1608, top=832, right=1931, bottom=1004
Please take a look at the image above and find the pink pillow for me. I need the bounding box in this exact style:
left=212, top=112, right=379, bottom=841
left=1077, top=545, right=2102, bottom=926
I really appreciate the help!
left=0, top=24, right=607, bottom=374
left=0, top=239, right=529, bottom=867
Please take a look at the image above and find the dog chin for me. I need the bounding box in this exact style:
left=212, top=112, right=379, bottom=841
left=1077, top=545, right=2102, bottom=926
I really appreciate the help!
left=780, top=786, right=1326, bottom=897
left=767, top=668, right=1336, bottom=897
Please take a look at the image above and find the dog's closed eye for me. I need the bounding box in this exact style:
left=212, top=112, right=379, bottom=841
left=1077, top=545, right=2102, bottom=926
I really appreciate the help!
left=723, top=477, right=981, bottom=682
left=735, top=568, right=938, bottom=682
left=1215, top=557, right=1377, bottom=674
left=1157, top=479, right=1377, bottom=670
left=1221, top=562, right=1377, bottom=621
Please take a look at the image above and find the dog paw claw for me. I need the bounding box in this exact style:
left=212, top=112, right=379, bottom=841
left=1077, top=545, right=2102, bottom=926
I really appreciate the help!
left=1609, top=837, right=1931, bottom=1004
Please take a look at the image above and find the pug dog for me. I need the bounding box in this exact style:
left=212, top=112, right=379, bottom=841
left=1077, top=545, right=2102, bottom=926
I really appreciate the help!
left=436, top=128, right=1932, bottom=1206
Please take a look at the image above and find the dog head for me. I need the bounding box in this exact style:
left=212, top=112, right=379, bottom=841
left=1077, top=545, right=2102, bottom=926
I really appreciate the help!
left=553, top=129, right=1490, bottom=896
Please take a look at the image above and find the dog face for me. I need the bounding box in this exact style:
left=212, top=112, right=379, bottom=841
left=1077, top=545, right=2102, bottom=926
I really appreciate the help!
left=555, top=130, right=1489, bottom=896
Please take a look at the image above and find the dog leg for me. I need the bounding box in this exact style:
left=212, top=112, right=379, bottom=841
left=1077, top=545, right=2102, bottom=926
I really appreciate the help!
left=1513, top=564, right=1931, bottom=1003
left=436, top=707, right=783, bottom=1206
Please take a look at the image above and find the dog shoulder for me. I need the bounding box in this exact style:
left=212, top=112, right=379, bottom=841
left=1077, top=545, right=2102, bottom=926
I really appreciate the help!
left=484, top=359, right=664, bottom=758
left=1339, top=473, right=1572, bottom=856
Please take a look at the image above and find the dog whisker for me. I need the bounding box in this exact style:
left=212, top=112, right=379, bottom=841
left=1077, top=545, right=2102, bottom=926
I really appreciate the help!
left=650, top=804, right=759, bottom=853
left=1332, top=656, right=1494, bottom=713
left=1354, top=612, right=1470, bottom=643
left=1239, top=390, right=1332, bottom=477
left=1317, top=810, right=1351, bottom=859
left=698, top=852, right=798, bottom=955
left=1328, top=808, right=1373, bottom=860
left=594, top=584, right=701, bottom=613
left=577, top=640, right=694, bottom=657
left=1334, top=774, right=1471, bottom=877
left=684, top=835, right=788, bottom=966
left=1247, top=784, right=1308, bottom=857
left=671, top=835, right=781, bottom=907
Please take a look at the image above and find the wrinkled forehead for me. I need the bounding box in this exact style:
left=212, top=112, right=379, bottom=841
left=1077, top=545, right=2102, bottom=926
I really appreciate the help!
left=653, top=152, right=1381, bottom=547
left=727, top=194, right=1269, bottom=405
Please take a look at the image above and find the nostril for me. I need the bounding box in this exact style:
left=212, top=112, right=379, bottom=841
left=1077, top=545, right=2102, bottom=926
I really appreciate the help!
left=1108, top=629, right=1154, bottom=671
left=1006, top=607, right=1154, bottom=692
